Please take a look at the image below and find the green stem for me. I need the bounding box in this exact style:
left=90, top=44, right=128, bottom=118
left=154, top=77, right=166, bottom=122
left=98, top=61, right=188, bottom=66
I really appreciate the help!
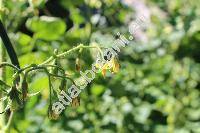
left=49, top=73, right=76, bottom=85
left=0, top=39, right=5, bottom=131
left=40, top=44, right=104, bottom=65
left=0, top=62, right=20, bottom=71
left=0, top=79, right=10, bottom=89
left=0, top=1, right=6, bottom=130
left=41, top=64, right=65, bottom=74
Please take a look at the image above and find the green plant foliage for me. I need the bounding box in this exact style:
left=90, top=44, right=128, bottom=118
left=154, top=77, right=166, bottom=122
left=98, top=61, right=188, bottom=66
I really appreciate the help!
left=26, top=16, right=66, bottom=41
left=0, top=0, right=200, bottom=133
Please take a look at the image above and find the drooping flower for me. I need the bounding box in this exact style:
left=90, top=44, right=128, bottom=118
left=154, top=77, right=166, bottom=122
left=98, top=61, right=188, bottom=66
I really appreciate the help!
left=95, top=57, right=120, bottom=77
left=8, top=86, right=22, bottom=111
left=71, top=97, right=80, bottom=108
left=48, top=105, right=60, bottom=120
left=110, top=57, right=120, bottom=73
left=22, top=79, right=28, bottom=102
left=75, top=58, right=81, bottom=72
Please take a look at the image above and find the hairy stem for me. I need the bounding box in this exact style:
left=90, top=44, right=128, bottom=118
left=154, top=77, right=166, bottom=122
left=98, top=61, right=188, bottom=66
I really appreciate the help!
left=40, top=44, right=103, bottom=65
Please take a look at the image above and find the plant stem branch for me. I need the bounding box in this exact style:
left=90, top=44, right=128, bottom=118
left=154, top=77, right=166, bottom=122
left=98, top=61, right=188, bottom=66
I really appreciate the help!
left=40, top=44, right=104, bottom=65
left=0, top=79, right=10, bottom=88
left=0, top=62, right=20, bottom=71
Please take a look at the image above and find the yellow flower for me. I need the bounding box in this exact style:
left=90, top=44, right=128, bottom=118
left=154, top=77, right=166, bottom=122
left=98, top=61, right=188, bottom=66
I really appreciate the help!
left=102, top=69, right=107, bottom=77
left=111, top=57, right=120, bottom=73
left=97, top=57, right=120, bottom=77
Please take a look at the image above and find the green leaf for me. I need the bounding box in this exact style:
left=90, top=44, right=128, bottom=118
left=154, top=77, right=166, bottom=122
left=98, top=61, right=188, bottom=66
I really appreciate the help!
left=70, top=8, right=85, bottom=24
left=91, top=84, right=105, bottom=96
left=17, top=33, right=32, bottom=46
left=30, top=74, right=48, bottom=93
left=26, top=16, right=66, bottom=41
left=19, top=52, right=47, bottom=67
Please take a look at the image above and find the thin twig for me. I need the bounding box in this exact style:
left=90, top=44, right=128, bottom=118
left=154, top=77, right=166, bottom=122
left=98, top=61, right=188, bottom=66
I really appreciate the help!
left=0, top=62, right=20, bottom=71
left=49, top=73, right=76, bottom=85
left=0, top=79, right=10, bottom=88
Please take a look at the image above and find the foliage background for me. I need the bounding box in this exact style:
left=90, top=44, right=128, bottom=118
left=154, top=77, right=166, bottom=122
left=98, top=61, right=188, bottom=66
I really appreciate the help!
left=0, top=0, right=200, bottom=132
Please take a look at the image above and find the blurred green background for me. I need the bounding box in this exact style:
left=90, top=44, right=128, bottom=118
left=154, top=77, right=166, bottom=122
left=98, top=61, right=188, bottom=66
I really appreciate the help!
left=0, top=0, right=200, bottom=132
